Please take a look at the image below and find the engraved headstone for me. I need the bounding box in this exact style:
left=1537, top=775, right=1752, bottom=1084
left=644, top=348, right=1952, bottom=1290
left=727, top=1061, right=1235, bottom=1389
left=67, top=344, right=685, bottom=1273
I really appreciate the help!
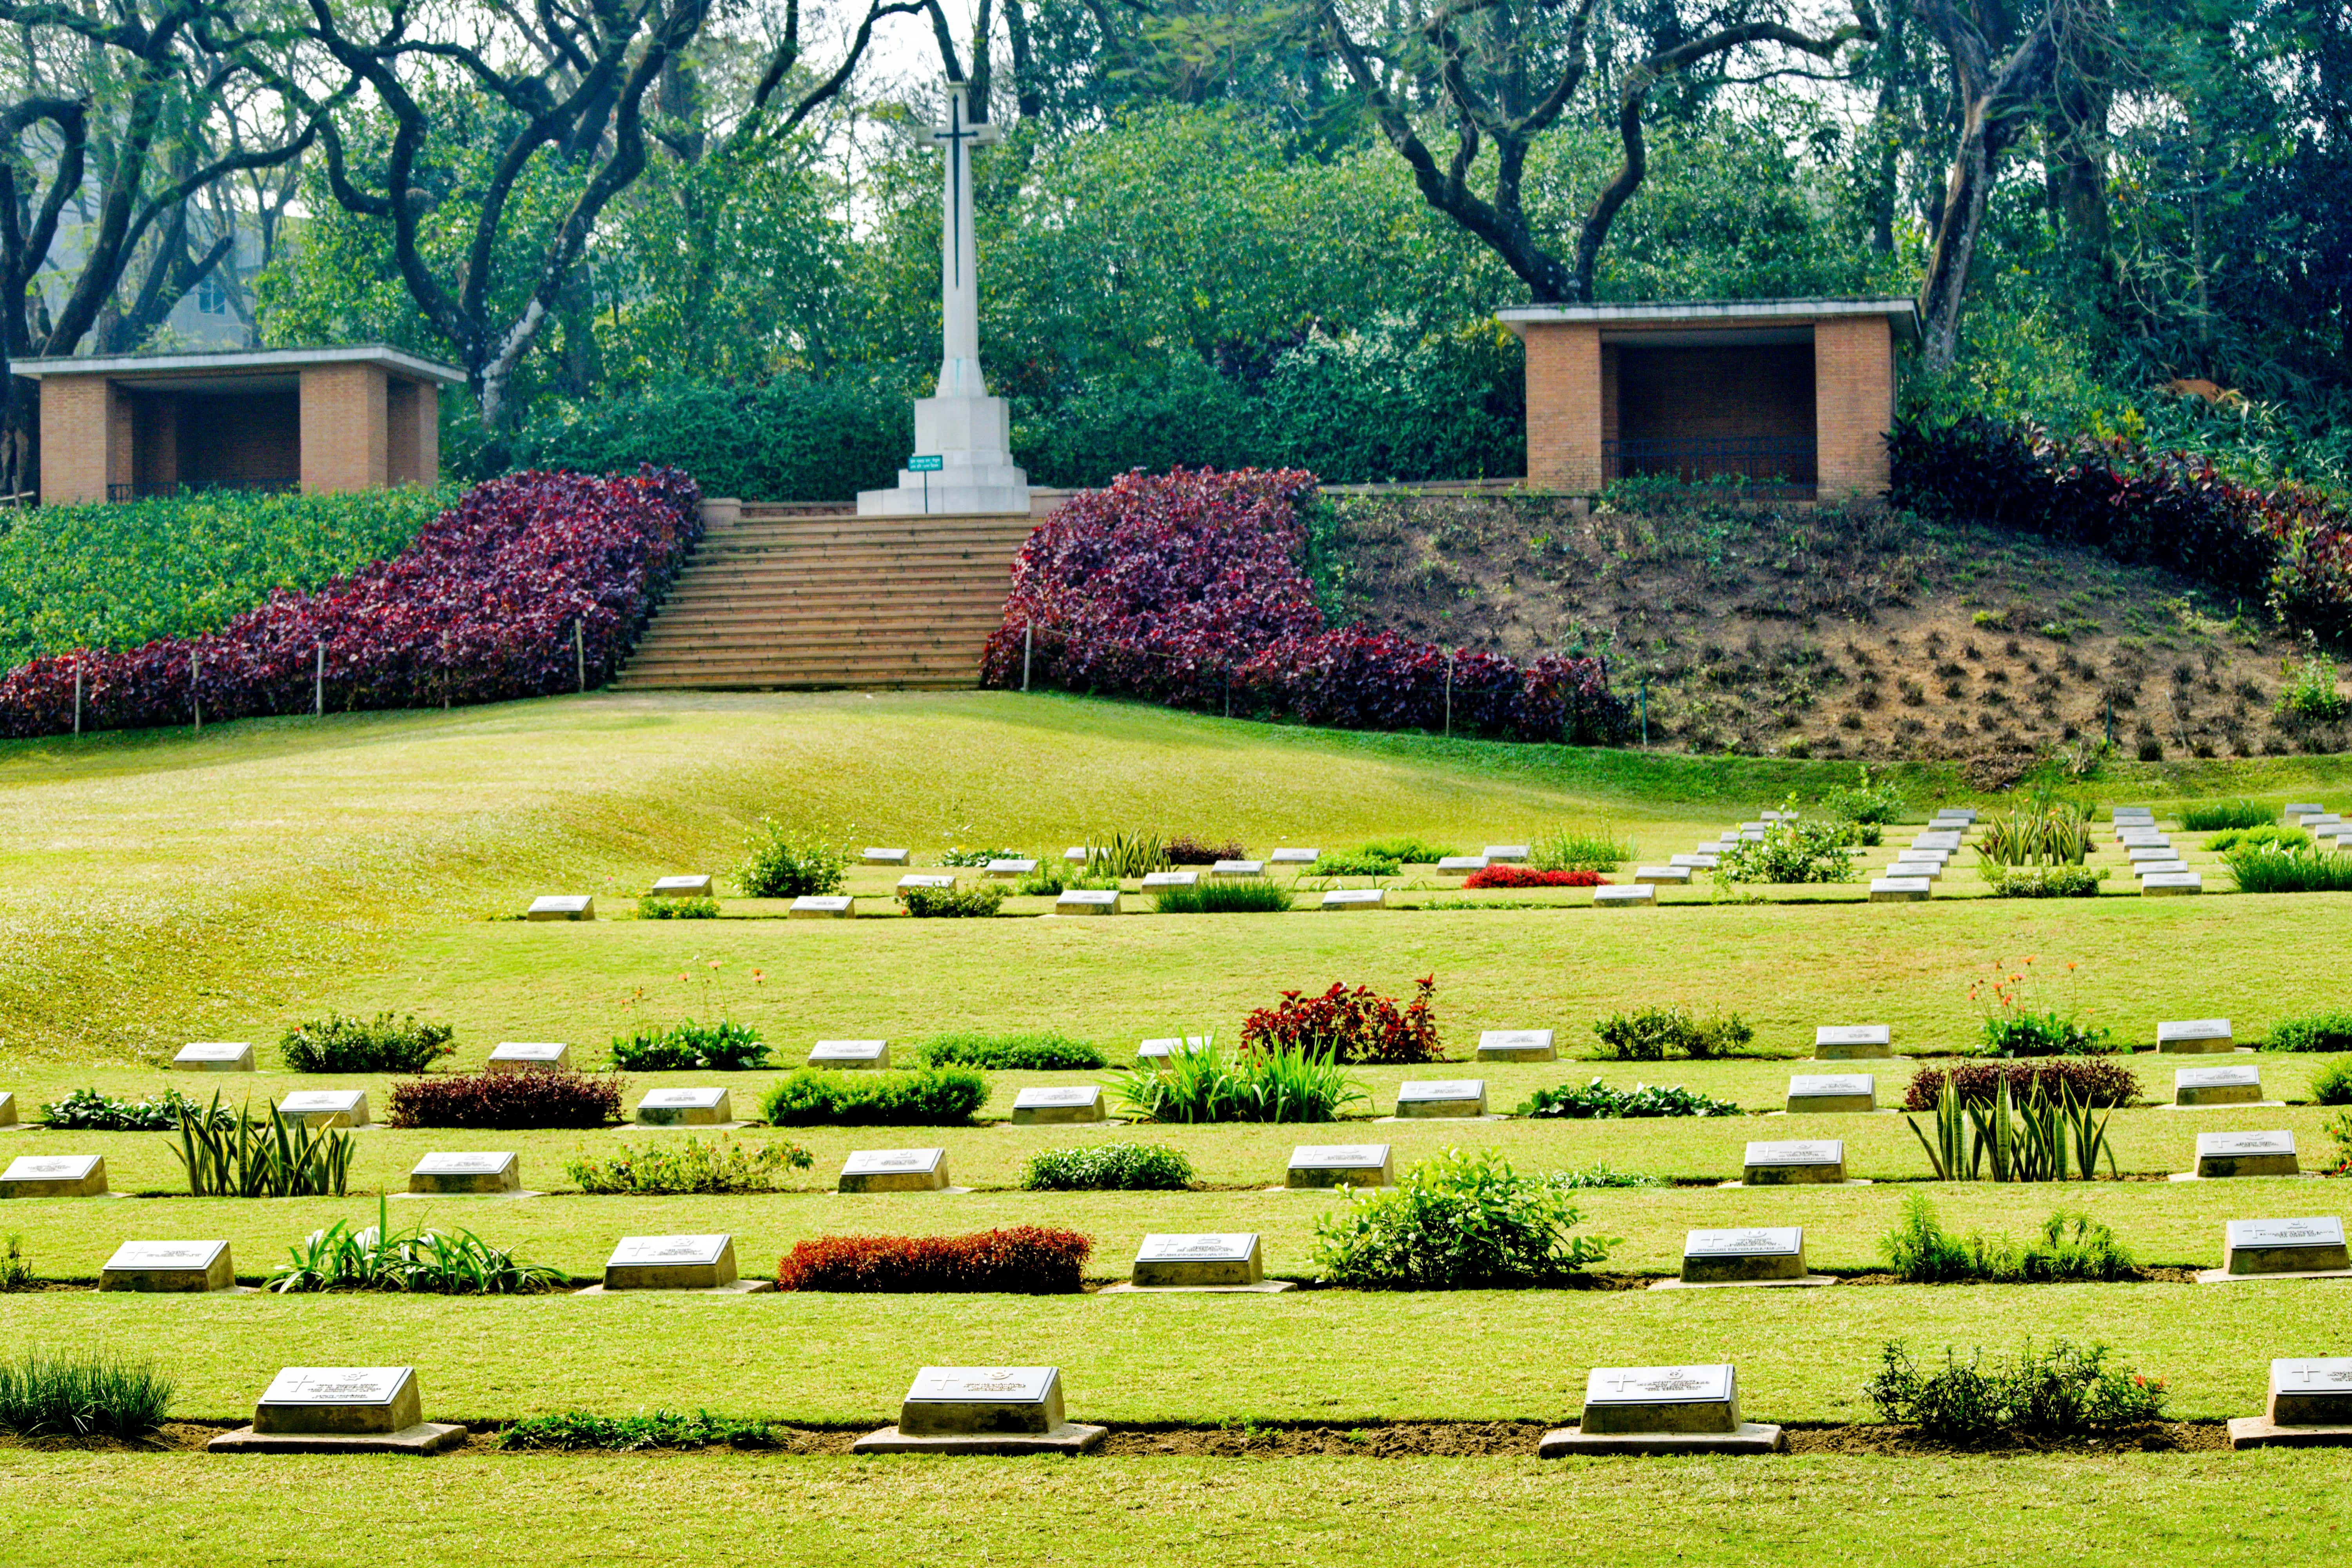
left=603, top=1233, right=740, bottom=1290
left=1483, top=844, right=1530, bottom=862
left=2158, top=1018, right=2233, bottom=1053
left=2267, top=1359, right=2352, bottom=1427
left=1474, top=1029, right=1555, bottom=1063
left=1394, top=1080, right=1488, bottom=1118
left=407, top=1151, right=521, bottom=1195
left=0, top=1091, right=15, bottom=1128
left=1063, top=847, right=1090, bottom=864
left=649, top=875, right=713, bottom=898
left=1285, top=1143, right=1393, bottom=1189
left=1741, top=1139, right=1847, bottom=1186
left=486, top=1041, right=569, bottom=1074
left=789, top=895, right=854, bottom=919
left=839, top=1147, right=949, bottom=1192
left=1869, top=877, right=1931, bottom=901
left=1132, top=1233, right=1263, bottom=1288
left=173, top=1042, right=254, bottom=1073
left=1814, top=1024, right=1891, bottom=1059
left=899, top=873, right=956, bottom=891
left=100, top=1238, right=235, bottom=1292
left=1010, top=1085, right=1105, bottom=1124
left=862, top=848, right=910, bottom=865
left=808, top=1039, right=889, bottom=1069
left=254, top=1367, right=422, bottom=1436
left=1679, top=1228, right=1808, bottom=1285
left=1579, top=1365, right=1740, bottom=1435
left=2126, top=845, right=2178, bottom=862
left=1634, top=865, right=1692, bottom=885
left=634, top=1087, right=731, bottom=1126
left=1320, top=889, right=1386, bottom=909
left=1436, top=857, right=1488, bottom=874
left=1141, top=871, right=1198, bottom=888
left=2133, top=860, right=2190, bottom=878
left=984, top=858, right=1037, bottom=878
left=1210, top=860, right=1266, bottom=878
left=2175, top=1065, right=2261, bottom=1107
left=1786, top=1074, right=1875, bottom=1114
left=1055, top=889, right=1119, bottom=915
left=526, top=895, right=594, bottom=921
left=900, top=1366, right=1061, bottom=1435
left=2194, top=1130, right=2298, bottom=1178
left=1136, top=1035, right=1209, bottom=1059
left=0, top=1153, right=106, bottom=1197
left=2223, top=1217, right=2350, bottom=1276
left=2142, top=872, right=2203, bottom=895
left=1593, top=884, right=1655, bottom=906
left=1670, top=854, right=1718, bottom=869
left=278, top=1090, right=369, bottom=1129
left=1269, top=848, right=1320, bottom=864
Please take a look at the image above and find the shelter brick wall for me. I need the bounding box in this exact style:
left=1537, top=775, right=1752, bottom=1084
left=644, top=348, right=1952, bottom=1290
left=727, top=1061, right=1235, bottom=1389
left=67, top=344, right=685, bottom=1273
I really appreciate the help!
left=300, top=364, right=388, bottom=493
left=1524, top=322, right=1602, bottom=491
left=37, top=375, right=116, bottom=504
left=1814, top=315, right=1894, bottom=497
left=1613, top=343, right=1814, bottom=446
left=184, top=392, right=300, bottom=486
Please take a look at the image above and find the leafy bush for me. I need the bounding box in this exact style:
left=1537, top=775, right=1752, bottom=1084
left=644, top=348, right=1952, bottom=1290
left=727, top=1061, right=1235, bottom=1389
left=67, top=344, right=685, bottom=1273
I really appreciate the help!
left=1865, top=1338, right=2167, bottom=1440
left=1882, top=1194, right=2137, bottom=1284
left=757, top=1067, right=989, bottom=1126
left=2330, top=1109, right=2352, bottom=1175
left=938, top=847, right=1018, bottom=867
left=1164, top=833, right=1247, bottom=865
left=1306, top=849, right=1401, bottom=877
left=1712, top=820, right=1857, bottom=884
left=564, top=1135, right=811, bottom=1195
left=39, top=1085, right=231, bottom=1132
left=1113, top=1040, right=1365, bottom=1123
left=777, top=1225, right=1094, bottom=1294
left=637, top=895, right=719, bottom=919
left=1821, top=767, right=1907, bottom=825
left=389, top=1067, right=624, bottom=1129
left=172, top=1094, right=352, bottom=1197
left=1550, top=1161, right=1661, bottom=1189
left=980, top=468, right=1628, bottom=744
left=1463, top=865, right=1607, bottom=889
left=0, top=469, right=700, bottom=739
left=0, top=1350, right=173, bottom=1439
left=497, top=1409, right=781, bottom=1452
left=2225, top=842, right=2352, bottom=893
left=608, top=1021, right=770, bottom=1071
left=1152, top=880, right=1294, bottom=913
left=2266, top=1010, right=2352, bottom=1053
left=1311, top=1149, right=1614, bottom=1289
left=1983, top=865, right=2105, bottom=898
left=1590, top=1005, right=1753, bottom=1061
left=1515, top=1078, right=1742, bottom=1118
left=2209, top=825, right=2309, bottom=851
left=914, top=1031, right=1106, bottom=1071
left=736, top=820, right=847, bottom=898
left=2276, top=654, right=2349, bottom=724
left=2312, top=1060, right=2352, bottom=1106
left=1240, top=976, right=1443, bottom=1064
left=1355, top=836, right=1457, bottom=864
left=269, top=1195, right=565, bottom=1294
left=898, top=884, right=1006, bottom=918
left=1529, top=828, right=1633, bottom=871
left=2179, top=800, right=2270, bottom=831
left=278, top=1011, right=456, bottom=1074
left=0, top=487, right=447, bottom=671
left=1904, top=1060, right=2140, bottom=1112
left=1020, top=1143, right=1195, bottom=1191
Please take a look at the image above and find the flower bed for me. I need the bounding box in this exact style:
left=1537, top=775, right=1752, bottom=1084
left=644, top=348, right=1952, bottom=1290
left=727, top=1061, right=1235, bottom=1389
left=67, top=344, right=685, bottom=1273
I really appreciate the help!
left=0, top=467, right=700, bottom=738
left=775, top=1226, right=1092, bottom=1293
left=980, top=467, right=1627, bottom=743
left=1461, top=866, right=1607, bottom=889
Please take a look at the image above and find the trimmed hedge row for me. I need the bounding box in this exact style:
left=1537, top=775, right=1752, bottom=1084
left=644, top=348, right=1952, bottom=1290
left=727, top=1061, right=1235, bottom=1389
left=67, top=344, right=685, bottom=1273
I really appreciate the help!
left=387, top=1067, right=624, bottom=1129
left=775, top=1226, right=1093, bottom=1293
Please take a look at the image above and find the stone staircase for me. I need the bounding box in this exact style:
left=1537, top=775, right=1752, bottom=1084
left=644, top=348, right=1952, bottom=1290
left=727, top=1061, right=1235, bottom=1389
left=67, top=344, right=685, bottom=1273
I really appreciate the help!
left=612, top=503, right=1039, bottom=691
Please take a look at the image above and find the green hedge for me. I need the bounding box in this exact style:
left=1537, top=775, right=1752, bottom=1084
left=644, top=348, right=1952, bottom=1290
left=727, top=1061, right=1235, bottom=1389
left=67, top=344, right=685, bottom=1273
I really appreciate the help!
left=0, top=487, right=449, bottom=669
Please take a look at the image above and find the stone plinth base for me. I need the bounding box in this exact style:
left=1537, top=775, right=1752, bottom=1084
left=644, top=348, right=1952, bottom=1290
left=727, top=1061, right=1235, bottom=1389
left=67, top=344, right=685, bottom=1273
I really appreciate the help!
left=851, top=1422, right=1107, bottom=1455
left=209, top=1423, right=467, bottom=1455
left=1537, top=1423, right=1784, bottom=1457
left=2228, top=1416, right=2352, bottom=1450
left=1098, top=1281, right=1296, bottom=1295
left=1650, top=1276, right=1835, bottom=1290
left=573, top=1280, right=773, bottom=1296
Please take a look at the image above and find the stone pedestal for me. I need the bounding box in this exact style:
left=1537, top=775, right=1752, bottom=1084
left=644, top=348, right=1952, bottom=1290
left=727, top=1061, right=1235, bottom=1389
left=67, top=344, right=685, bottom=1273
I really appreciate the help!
left=0, top=1154, right=107, bottom=1197
left=209, top=1366, right=467, bottom=1454
left=839, top=1148, right=950, bottom=1192
left=408, top=1151, right=522, bottom=1195
left=101, top=1239, right=238, bottom=1292
left=1010, top=1087, right=1104, bottom=1124
left=1285, top=1144, right=1393, bottom=1189
left=853, top=1366, right=1106, bottom=1454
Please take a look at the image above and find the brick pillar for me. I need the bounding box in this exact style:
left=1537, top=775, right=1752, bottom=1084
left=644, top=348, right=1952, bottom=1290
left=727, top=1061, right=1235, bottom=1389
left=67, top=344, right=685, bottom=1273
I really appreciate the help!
left=415, top=382, right=439, bottom=485
left=37, top=374, right=120, bottom=504
left=1813, top=316, right=1895, bottom=499
left=300, top=363, right=388, bottom=493
left=1524, top=321, right=1603, bottom=493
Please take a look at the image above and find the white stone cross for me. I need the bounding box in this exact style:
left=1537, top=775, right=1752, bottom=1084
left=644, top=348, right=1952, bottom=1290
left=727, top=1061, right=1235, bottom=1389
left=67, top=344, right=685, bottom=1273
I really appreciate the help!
left=929, top=80, right=1001, bottom=400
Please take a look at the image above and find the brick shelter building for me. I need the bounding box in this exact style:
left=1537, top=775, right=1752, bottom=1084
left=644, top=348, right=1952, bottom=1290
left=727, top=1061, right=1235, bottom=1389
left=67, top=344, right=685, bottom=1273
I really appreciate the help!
left=1495, top=298, right=1918, bottom=500
left=17, top=345, right=465, bottom=504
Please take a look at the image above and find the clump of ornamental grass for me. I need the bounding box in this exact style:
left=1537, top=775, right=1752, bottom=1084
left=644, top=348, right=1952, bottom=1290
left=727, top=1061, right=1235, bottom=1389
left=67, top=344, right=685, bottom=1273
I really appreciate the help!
left=0, top=1349, right=173, bottom=1439
left=269, top=1195, right=566, bottom=1294
left=1112, top=1038, right=1365, bottom=1123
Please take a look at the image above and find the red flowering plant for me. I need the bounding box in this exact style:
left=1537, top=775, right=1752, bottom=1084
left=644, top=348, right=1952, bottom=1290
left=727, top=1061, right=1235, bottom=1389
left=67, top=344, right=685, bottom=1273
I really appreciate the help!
left=982, top=467, right=1628, bottom=744
left=775, top=1226, right=1091, bottom=1293
left=1462, top=865, right=1608, bottom=889
left=0, top=466, right=700, bottom=738
left=1239, top=975, right=1445, bottom=1065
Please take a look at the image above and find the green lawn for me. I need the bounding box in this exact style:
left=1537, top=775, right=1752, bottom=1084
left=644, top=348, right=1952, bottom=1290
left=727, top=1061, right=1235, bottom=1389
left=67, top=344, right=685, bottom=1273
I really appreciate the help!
left=5, top=690, right=2352, bottom=1565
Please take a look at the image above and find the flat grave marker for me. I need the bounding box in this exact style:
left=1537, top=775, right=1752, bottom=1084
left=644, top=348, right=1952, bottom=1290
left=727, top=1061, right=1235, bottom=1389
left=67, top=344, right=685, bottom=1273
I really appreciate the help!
left=525, top=895, right=593, bottom=922
left=2174, top=1065, right=2265, bottom=1108
left=789, top=895, right=854, bottom=919
left=1055, top=889, right=1119, bottom=915
left=1321, top=889, right=1386, bottom=910
left=1285, top=1143, right=1393, bottom=1190
left=1538, top=1364, right=1783, bottom=1456
left=1140, top=871, right=1197, bottom=888
left=1210, top=860, right=1266, bottom=878
left=861, top=848, right=909, bottom=866
left=1593, top=884, right=1655, bottom=907
left=0, top=1154, right=107, bottom=1198
left=172, top=1042, right=254, bottom=1073
left=1474, top=1029, right=1556, bottom=1064
left=597, top=1233, right=763, bottom=1292
left=839, top=1147, right=952, bottom=1193
left=983, top=858, right=1038, bottom=879
left=0, top=1091, right=15, bottom=1129
left=2189, top=1130, right=2299, bottom=1180
left=853, top=1366, right=1105, bottom=1454
left=1102, top=1232, right=1292, bottom=1293
left=2158, top=1018, right=2234, bottom=1054
left=406, top=1151, right=523, bottom=1196
left=649, top=875, right=713, bottom=898
left=808, top=1039, right=889, bottom=1069
left=1393, top=1080, right=1488, bottom=1119
left=209, top=1365, right=465, bottom=1454
left=1814, top=1025, right=1891, bottom=1060
left=1010, top=1086, right=1105, bottom=1125
left=1869, top=877, right=1931, bottom=902
left=2142, top=872, right=2203, bottom=896
left=2209, top=1217, right=2351, bottom=1281
left=633, top=1087, right=732, bottom=1127
left=1740, top=1139, right=1849, bottom=1186
left=277, top=1090, right=370, bottom=1129
left=898, top=873, right=956, bottom=891
left=1785, top=1074, right=1876, bottom=1114
left=486, top=1041, right=569, bottom=1074
left=1483, top=844, right=1530, bottom=862
left=100, top=1239, right=238, bottom=1292
left=2230, top=1358, right=2352, bottom=1449
left=1435, top=857, right=1488, bottom=875
left=1661, top=1227, right=1828, bottom=1289
left=1634, top=865, right=1691, bottom=885
left=1269, top=848, right=1319, bottom=865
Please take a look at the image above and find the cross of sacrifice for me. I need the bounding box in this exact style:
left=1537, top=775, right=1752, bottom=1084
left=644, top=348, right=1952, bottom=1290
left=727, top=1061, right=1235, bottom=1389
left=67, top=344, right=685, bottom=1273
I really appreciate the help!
left=929, top=82, right=1000, bottom=291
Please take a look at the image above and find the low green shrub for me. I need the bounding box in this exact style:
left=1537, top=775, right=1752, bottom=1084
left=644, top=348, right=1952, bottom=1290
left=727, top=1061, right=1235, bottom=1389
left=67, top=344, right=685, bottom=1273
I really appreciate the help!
left=2225, top=842, right=2352, bottom=893
left=1865, top=1338, right=2166, bottom=1439
left=608, top=1020, right=770, bottom=1071
left=913, top=1031, right=1105, bottom=1071
left=1821, top=768, right=1907, bottom=825
left=735, top=820, right=847, bottom=898
left=1354, top=836, right=1457, bottom=864
left=2276, top=654, right=2349, bottom=724
left=758, top=1067, right=989, bottom=1126
left=1112, top=1040, right=1365, bottom=1123
left=1550, top=1161, right=1661, bottom=1189
left=2312, top=1060, right=2352, bottom=1106
left=564, top=1135, right=811, bottom=1194
left=1528, top=828, right=1633, bottom=871
left=496, top=1409, right=781, bottom=1451
left=0, top=1349, right=174, bottom=1439
left=1152, top=880, right=1294, bottom=913
left=1020, top=1143, right=1196, bottom=1191
left=268, top=1195, right=566, bottom=1294
left=1712, top=820, right=1857, bottom=884
left=1977, top=1011, right=2112, bottom=1057
left=898, top=884, right=1006, bottom=918
left=39, top=1085, right=231, bottom=1132
left=1515, top=1078, right=1742, bottom=1118
left=1983, top=865, right=2105, bottom=898
left=1883, top=1194, right=2136, bottom=1283
left=1311, top=1149, right=1615, bottom=1289
left=636, top=895, right=719, bottom=920
left=2263, top=1009, right=2352, bottom=1052
left=1306, top=849, right=1401, bottom=877
left=2178, top=800, right=2270, bottom=831
left=938, top=847, right=1018, bottom=867
left=1590, top=1005, right=1753, bottom=1061
left=2209, top=824, right=2309, bottom=851
left=279, top=1011, right=456, bottom=1073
